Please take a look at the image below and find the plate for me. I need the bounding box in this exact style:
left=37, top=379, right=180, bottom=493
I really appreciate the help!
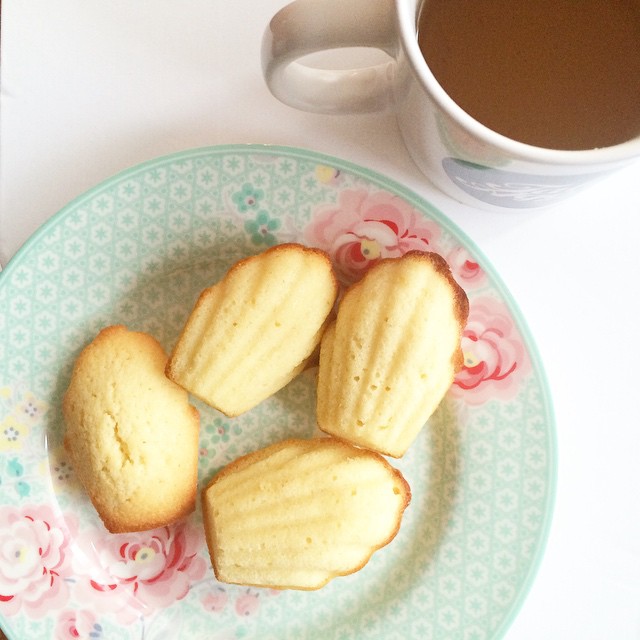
left=0, top=145, right=555, bottom=640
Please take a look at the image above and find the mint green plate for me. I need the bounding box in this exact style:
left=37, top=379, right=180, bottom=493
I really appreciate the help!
left=0, top=145, right=555, bottom=640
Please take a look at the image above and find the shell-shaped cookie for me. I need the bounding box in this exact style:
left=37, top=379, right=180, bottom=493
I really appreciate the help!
left=166, top=244, right=339, bottom=416
left=202, top=438, right=410, bottom=590
left=63, top=325, right=200, bottom=533
left=317, top=251, right=468, bottom=458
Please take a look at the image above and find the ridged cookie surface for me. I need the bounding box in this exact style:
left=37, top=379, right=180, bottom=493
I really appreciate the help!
left=317, top=251, right=469, bottom=458
left=202, top=438, right=410, bottom=590
left=63, top=325, right=200, bottom=533
left=166, top=243, right=338, bottom=416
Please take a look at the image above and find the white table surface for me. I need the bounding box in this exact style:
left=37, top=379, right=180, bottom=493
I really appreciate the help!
left=1, top=1, right=639, bottom=638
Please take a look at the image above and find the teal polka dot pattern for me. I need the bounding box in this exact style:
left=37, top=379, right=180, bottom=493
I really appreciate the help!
left=0, top=146, right=555, bottom=640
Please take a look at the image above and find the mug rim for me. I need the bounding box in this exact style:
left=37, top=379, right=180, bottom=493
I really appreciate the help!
left=396, top=0, right=640, bottom=166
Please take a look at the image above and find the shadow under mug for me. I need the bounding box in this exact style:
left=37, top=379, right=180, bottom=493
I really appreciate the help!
left=261, top=0, right=640, bottom=210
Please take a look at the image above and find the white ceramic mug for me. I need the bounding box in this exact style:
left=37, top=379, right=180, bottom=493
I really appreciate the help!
left=261, top=0, right=640, bottom=210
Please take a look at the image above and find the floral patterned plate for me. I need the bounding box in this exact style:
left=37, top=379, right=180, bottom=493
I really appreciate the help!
left=0, top=145, right=555, bottom=640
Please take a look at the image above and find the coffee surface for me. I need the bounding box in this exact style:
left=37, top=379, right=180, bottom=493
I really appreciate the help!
left=417, top=0, right=640, bottom=150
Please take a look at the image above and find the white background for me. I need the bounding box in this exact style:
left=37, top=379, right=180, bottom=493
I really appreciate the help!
left=1, top=1, right=640, bottom=638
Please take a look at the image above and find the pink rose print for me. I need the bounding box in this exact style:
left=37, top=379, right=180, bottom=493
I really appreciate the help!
left=55, top=609, right=102, bottom=640
left=201, top=586, right=229, bottom=613
left=0, top=505, right=75, bottom=618
left=72, top=521, right=207, bottom=623
left=235, top=588, right=260, bottom=617
left=304, top=188, right=441, bottom=284
left=447, top=246, right=486, bottom=289
left=451, top=296, right=530, bottom=405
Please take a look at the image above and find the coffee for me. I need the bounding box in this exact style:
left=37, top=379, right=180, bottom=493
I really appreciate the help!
left=417, top=0, right=640, bottom=150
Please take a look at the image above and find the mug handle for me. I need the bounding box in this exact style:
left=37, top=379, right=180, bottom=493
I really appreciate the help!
left=261, top=0, right=397, bottom=114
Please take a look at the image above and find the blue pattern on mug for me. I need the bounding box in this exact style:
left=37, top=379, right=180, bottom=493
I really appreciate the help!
left=442, top=158, right=606, bottom=208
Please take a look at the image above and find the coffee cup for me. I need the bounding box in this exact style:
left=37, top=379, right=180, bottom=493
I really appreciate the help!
left=262, top=0, right=640, bottom=210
